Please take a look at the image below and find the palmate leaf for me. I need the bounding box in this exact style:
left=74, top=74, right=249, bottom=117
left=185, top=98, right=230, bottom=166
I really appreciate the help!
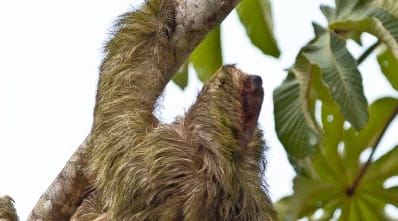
left=236, top=0, right=280, bottom=57
left=276, top=98, right=398, bottom=220
left=339, top=98, right=398, bottom=220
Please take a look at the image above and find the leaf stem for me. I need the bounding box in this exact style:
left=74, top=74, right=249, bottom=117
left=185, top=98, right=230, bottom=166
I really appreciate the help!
left=357, top=41, right=381, bottom=65
left=346, top=105, right=398, bottom=196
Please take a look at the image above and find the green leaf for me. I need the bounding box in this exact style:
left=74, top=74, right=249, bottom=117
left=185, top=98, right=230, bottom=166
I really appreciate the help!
left=321, top=5, right=336, bottom=23
left=303, top=31, right=369, bottom=130
left=335, top=0, right=359, bottom=18
left=278, top=98, right=398, bottom=220
left=319, top=102, right=347, bottom=182
left=190, top=26, right=222, bottom=82
left=312, top=22, right=328, bottom=37
left=273, top=49, right=333, bottom=162
left=343, top=97, right=398, bottom=176
left=348, top=97, right=398, bottom=152
left=236, top=0, right=280, bottom=57
left=328, top=1, right=398, bottom=58
left=172, top=60, right=189, bottom=89
left=377, top=49, right=398, bottom=90
left=274, top=196, right=291, bottom=221
left=364, top=145, right=398, bottom=186
left=273, top=71, right=318, bottom=159
left=370, top=186, right=398, bottom=207
left=275, top=1, right=398, bottom=220
left=276, top=176, right=342, bottom=220
left=273, top=51, right=336, bottom=161
left=273, top=27, right=370, bottom=159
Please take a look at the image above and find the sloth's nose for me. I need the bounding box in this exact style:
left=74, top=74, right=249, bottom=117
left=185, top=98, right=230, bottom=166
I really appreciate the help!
left=249, top=75, right=262, bottom=89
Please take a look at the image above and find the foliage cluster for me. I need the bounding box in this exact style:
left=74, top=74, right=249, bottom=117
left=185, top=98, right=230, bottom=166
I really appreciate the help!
left=172, top=0, right=398, bottom=220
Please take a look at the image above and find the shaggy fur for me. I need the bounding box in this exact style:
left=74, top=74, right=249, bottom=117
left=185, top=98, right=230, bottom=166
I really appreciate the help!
left=0, top=196, right=18, bottom=221
left=72, top=0, right=277, bottom=220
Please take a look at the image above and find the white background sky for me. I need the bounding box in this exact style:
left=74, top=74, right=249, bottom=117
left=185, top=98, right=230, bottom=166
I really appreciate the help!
left=0, top=0, right=396, bottom=219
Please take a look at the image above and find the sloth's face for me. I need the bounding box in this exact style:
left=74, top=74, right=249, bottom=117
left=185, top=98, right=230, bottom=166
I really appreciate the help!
left=231, top=67, right=264, bottom=148
left=208, top=65, right=264, bottom=148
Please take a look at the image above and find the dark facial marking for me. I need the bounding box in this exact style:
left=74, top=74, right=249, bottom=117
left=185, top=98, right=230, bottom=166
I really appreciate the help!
left=240, top=75, right=264, bottom=148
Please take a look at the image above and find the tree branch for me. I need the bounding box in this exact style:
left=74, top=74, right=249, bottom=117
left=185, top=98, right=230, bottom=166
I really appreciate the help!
left=27, top=0, right=241, bottom=220
left=171, top=0, right=240, bottom=69
left=27, top=138, right=91, bottom=221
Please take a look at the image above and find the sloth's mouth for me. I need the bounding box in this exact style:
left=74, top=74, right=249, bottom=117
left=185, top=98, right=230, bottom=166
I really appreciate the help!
left=240, top=75, right=264, bottom=148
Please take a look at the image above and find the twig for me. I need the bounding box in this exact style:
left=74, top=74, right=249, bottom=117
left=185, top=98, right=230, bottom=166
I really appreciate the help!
left=357, top=41, right=381, bottom=65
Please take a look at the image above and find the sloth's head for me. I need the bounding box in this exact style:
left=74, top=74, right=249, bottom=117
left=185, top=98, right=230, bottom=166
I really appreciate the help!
left=195, top=64, right=264, bottom=149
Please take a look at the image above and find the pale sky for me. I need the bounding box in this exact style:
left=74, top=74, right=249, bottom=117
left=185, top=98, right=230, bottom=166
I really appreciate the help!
left=0, top=0, right=396, bottom=219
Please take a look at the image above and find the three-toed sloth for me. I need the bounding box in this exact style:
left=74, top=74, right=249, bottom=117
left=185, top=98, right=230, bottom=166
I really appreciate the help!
left=71, top=0, right=277, bottom=220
